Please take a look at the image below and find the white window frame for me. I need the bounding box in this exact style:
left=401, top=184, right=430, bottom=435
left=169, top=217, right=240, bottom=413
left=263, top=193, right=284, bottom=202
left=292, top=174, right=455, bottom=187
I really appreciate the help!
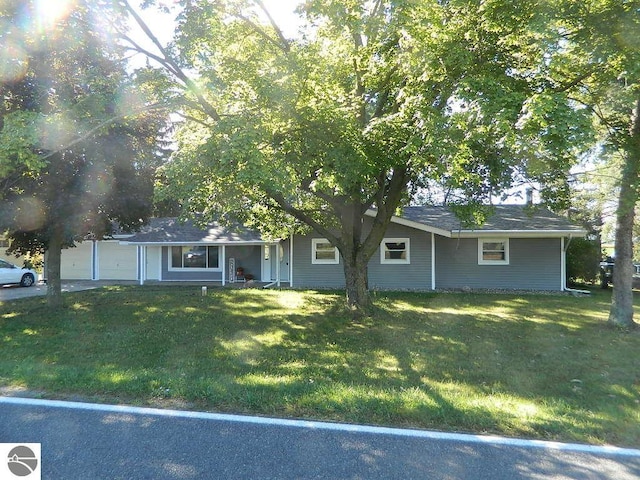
left=478, top=238, right=510, bottom=265
left=311, top=238, right=339, bottom=264
left=380, top=238, right=410, bottom=264
left=169, top=245, right=222, bottom=271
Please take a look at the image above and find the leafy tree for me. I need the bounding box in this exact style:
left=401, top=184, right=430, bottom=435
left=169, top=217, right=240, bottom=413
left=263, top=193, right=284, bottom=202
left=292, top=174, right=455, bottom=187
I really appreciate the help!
left=0, top=0, right=164, bottom=307
left=542, top=0, right=640, bottom=327
left=567, top=238, right=601, bottom=285
left=123, top=0, right=593, bottom=312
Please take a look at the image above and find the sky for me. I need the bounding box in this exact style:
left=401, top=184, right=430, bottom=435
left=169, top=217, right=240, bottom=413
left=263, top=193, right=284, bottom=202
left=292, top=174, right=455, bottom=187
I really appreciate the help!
left=261, top=0, right=303, bottom=36
left=131, top=0, right=303, bottom=50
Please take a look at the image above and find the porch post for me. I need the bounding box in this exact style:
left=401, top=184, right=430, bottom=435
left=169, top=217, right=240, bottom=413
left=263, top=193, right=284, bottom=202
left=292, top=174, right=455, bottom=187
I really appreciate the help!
left=276, top=242, right=281, bottom=287
left=289, top=234, right=294, bottom=288
left=221, top=245, right=226, bottom=286
left=431, top=233, right=436, bottom=290
left=92, top=240, right=98, bottom=281
left=139, top=245, right=146, bottom=285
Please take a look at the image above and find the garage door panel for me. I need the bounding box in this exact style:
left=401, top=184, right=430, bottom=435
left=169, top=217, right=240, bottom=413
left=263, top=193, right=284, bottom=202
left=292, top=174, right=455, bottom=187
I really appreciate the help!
left=98, top=242, right=137, bottom=280
left=61, top=242, right=93, bottom=280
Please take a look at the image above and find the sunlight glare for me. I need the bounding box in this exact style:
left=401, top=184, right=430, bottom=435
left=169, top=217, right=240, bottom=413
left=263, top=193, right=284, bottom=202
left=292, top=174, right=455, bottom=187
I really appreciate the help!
left=34, top=0, right=75, bottom=33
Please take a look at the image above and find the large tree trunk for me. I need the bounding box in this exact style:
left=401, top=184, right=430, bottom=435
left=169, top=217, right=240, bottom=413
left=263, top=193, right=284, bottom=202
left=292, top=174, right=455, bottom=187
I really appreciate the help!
left=608, top=98, right=640, bottom=329
left=343, top=253, right=370, bottom=312
left=46, top=228, right=64, bottom=309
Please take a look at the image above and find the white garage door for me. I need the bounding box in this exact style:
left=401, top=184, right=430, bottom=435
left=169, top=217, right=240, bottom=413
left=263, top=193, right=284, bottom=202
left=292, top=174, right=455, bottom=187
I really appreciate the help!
left=61, top=241, right=93, bottom=280
left=98, top=242, right=138, bottom=280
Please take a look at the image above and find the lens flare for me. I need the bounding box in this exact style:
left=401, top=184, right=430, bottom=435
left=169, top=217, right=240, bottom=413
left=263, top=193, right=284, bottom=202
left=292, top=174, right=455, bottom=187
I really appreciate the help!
left=0, top=41, right=29, bottom=82
left=14, top=197, right=47, bottom=231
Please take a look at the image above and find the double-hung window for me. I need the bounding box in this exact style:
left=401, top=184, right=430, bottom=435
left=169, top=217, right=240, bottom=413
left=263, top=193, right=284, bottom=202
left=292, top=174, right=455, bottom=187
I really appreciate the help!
left=478, top=239, right=509, bottom=265
left=311, top=239, right=339, bottom=264
left=380, top=238, right=410, bottom=264
left=170, top=246, right=220, bottom=270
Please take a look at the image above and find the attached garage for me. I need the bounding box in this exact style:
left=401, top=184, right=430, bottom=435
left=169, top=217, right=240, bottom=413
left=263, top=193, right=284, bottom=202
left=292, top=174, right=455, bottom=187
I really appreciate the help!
left=60, top=241, right=94, bottom=280
left=97, top=241, right=138, bottom=280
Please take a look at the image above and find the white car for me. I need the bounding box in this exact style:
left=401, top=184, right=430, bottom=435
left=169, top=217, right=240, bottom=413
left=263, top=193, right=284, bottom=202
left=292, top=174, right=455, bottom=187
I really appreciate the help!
left=0, top=259, right=37, bottom=287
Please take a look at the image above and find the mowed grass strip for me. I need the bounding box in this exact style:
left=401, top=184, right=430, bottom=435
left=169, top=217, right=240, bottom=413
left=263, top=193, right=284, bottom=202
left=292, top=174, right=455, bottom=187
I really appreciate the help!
left=1, top=286, right=639, bottom=447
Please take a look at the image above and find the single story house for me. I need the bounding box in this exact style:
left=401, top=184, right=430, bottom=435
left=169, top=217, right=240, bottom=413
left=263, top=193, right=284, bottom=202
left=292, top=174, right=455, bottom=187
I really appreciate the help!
left=58, top=205, right=585, bottom=292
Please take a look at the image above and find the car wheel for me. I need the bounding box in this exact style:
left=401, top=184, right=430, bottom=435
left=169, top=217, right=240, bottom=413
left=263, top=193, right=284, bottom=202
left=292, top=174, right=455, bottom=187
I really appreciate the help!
left=20, top=273, right=35, bottom=287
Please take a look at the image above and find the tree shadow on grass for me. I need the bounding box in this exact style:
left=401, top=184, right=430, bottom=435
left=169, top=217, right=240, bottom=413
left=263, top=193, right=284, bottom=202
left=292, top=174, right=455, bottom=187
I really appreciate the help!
left=1, top=287, right=639, bottom=446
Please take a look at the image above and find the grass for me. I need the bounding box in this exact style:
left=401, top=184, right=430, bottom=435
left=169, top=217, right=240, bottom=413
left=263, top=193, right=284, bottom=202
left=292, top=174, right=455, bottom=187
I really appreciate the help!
left=1, top=285, right=639, bottom=448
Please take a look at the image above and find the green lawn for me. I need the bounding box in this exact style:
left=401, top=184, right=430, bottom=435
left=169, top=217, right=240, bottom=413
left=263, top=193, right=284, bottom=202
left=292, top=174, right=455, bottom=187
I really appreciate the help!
left=1, top=286, right=639, bottom=447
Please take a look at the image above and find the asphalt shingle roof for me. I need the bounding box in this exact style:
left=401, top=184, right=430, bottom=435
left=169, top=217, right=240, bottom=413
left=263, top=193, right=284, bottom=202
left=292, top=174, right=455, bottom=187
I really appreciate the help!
left=123, top=206, right=582, bottom=244
left=399, top=205, right=584, bottom=233
left=122, top=218, right=268, bottom=244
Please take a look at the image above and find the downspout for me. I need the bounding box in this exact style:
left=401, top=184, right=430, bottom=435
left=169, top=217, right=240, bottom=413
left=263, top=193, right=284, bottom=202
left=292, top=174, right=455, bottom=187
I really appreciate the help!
left=563, top=235, right=590, bottom=295
left=221, top=245, right=226, bottom=286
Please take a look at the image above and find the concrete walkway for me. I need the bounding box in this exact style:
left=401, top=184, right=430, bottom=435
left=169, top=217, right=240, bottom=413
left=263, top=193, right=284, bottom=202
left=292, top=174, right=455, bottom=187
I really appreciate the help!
left=0, top=281, right=138, bottom=301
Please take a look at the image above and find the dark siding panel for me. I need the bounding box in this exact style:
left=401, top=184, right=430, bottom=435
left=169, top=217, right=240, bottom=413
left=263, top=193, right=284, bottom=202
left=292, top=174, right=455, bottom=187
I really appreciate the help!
left=292, top=235, right=345, bottom=288
left=435, top=237, right=561, bottom=290
left=226, top=245, right=262, bottom=280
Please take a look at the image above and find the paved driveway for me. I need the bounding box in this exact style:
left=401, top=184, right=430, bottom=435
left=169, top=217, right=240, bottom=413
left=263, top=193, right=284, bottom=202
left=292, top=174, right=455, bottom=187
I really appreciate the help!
left=0, top=281, right=136, bottom=301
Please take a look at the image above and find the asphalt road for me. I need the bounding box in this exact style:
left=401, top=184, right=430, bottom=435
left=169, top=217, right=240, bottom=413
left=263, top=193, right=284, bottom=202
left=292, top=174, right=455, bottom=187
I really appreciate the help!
left=1, top=397, right=639, bottom=480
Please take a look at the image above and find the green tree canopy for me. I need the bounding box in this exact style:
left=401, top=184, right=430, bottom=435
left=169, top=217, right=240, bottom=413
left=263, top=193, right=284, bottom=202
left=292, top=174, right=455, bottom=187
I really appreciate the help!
left=541, top=0, right=640, bottom=327
left=0, top=0, right=166, bottom=306
left=126, top=0, right=595, bottom=311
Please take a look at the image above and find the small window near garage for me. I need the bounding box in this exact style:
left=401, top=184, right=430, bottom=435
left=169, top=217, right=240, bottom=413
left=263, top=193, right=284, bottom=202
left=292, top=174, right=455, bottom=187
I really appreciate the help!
left=170, top=246, right=220, bottom=270
left=478, top=239, right=509, bottom=265
left=312, top=239, right=339, bottom=264
left=381, top=238, right=410, bottom=264
left=0, top=237, right=9, bottom=249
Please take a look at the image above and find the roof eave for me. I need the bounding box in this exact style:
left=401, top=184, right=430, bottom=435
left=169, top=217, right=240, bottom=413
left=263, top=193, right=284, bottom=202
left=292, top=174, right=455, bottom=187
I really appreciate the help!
left=454, top=229, right=587, bottom=238
left=120, top=240, right=279, bottom=246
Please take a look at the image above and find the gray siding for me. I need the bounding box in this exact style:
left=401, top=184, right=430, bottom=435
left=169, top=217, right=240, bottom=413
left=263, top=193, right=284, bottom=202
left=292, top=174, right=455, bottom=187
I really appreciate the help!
left=368, top=224, right=432, bottom=290
left=292, top=223, right=433, bottom=290
left=435, top=237, right=562, bottom=290
left=292, top=235, right=345, bottom=288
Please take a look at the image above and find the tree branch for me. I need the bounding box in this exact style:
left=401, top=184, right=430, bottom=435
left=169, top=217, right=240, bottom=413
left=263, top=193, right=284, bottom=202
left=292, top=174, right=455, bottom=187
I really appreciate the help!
left=267, top=190, right=341, bottom=247
left=39, top=103, right=169, bottom=161
left=120, top=0, right=221, bottom=122
left=252, top=0, right=291, bottom=52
